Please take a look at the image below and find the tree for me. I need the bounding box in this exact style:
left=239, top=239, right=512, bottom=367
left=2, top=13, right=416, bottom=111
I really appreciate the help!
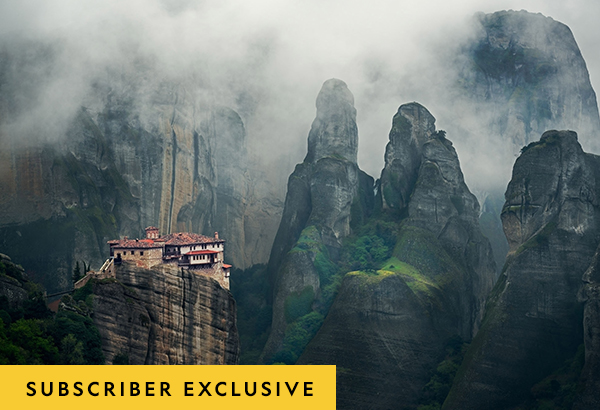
left=73, top=261, right=82, bottom=283
left=60, top=334, right=85, bottom=365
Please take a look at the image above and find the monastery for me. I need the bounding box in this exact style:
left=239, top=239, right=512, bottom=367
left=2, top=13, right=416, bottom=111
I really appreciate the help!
left=76, top=227, right=232, bottom=290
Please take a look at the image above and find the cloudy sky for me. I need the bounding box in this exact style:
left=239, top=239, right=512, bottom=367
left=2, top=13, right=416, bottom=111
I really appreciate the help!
left=1, top=0, right=598, bottom=192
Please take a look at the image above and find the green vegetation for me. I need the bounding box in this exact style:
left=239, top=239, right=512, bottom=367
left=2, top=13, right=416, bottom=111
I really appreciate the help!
left=346, top=269, right=396, bottom=285
left=72, top=261, right=90, bottom=283
left=379, top=257, right=439, bottom=296
left=418, top=337, right=469, bottom=410
left=521, top=132, right=562, bottom=154
left=112, top=351, right=130, bottom=365
left=230, top=264, right=272, bottom=365
left=393, top=224, right=463, bottom=292
left=284, top=287, right=315, bottom=323
left=270, top=312, right=324, bottom=365
left=0, top=259, right=104, bottom=364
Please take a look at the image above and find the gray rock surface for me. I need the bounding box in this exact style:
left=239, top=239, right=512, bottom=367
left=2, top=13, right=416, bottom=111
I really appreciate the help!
left=444, top=131, right=600, bottom=410
left=0, top=55, right=282, bottom=292
left=301, top=273, right=441, bottom=409
left=299, top=103, right=496, bottom=409
left=379, top=102, right=436, bottom=212
left=261, top=79, right=372, bottom=363
left=0, top=253, right=28, bottom=309
left=462, top=10, right=600, bottom=150
left=461, top=10, right=600, bottom=273
left=575, top=246, right=600, bottom=410
left=92, top=261, right=239, bottom=364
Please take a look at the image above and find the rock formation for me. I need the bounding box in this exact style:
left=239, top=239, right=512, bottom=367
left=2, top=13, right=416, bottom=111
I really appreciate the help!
left=0, top=52, right=282, bottom=292
left=0, top=253, right=28, bottom=310
left=260, top=79, right=373, bottom=363
left=91, top=260, right=239, bottom=365
left=444, top=131, right=600, bottom=410
left=458, top=10, right=600, bottom=271
left=298, top=103, right=496, bottom=409
left=575, top=247, right=600, bottom=410
left=461, top=10, right=600, bottom=150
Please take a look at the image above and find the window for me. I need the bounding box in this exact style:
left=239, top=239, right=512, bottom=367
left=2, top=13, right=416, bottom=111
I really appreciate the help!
left=131, top=251, right=135, bottom=255
left=140, top=251, right=144, bottom=256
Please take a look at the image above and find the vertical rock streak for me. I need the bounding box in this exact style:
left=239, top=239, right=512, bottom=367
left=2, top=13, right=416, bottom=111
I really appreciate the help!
left=167, top=123, right=178, bottom=234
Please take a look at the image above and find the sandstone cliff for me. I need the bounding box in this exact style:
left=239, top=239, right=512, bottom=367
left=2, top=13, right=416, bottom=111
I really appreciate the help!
left=260, top=79, right=373, bottom=363
left=444, top=131, right=600, bottom=410
left=298, top=103, right=496, bottom=409
left=91, top=261, right=239, bottom=365
left=0, top=54, right=282, bottom=292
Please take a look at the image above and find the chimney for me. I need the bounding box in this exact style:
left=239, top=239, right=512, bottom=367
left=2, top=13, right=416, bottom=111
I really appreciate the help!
left=215, top=232, right=219, bottom=240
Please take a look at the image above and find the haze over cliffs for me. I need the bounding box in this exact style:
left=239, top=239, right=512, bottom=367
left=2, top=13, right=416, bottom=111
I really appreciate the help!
left=455, top=10, right=600, bottom=271
left=0, top=67, right=282, bottom=293
left=2, top=4, right=600, bottom=409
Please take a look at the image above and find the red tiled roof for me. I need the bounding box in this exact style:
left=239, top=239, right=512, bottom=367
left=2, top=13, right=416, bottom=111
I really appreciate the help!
left=108, top=231, right=223, bottom=248
left=223, top=264, right=232, bottom=269
left=145, top=226, right=158, bottom=230
left=186, top=250, right=219, bottom=255
left=109, top=239, right=163, bottom=249
left=162, top=232, right=224, bottom=246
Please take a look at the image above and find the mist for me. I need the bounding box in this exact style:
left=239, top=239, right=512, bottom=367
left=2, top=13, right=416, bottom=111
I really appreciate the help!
left=1, top=0, right=599, bottom=196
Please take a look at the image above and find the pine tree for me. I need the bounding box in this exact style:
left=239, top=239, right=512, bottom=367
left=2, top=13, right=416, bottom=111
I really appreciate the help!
left=73, top=261, right=82, bottom=283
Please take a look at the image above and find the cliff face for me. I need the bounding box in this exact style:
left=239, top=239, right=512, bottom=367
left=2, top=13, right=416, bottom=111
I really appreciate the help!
left=0, top=52, right=281, bottom=292
left=92, top=261, right=239, bottom=365
left=381, top=103, right=497, bottom=336
left=576, top=247, right=600, bottom=410
left=0, top=253, right=28, bottom=309
left=260, top=79, right=373, bottom=363
left=298, top=103, right=496, bottom=409
left=462, top=10, right=600, bottom=150
left=444, top=131, right=600, bottom=410
left=459, top=10, right=600, bottom=271
left=302, top=273, right=440, bottom=409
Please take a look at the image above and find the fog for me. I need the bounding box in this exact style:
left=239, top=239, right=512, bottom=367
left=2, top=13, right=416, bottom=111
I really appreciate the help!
left=1, top=0, right=599, bottom=195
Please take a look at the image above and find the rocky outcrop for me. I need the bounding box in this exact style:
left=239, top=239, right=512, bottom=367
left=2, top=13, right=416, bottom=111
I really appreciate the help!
left=575, top=247, right=600, bottom=410
left=260, top=79, right=373, bottom=363
left=300, top=272, right=442, bottom=409
left=0, top=52, right=282, bottom=292
left=459, top=10, right=600, bottom=271
left=462, top=10, right=600, bottom=150
left=382, top=103, right=497, bottom=336
left=0, top=253, right=28, bottom=309
left=299, top=103, right=496, bottom=409
left=444, top=131, right=600, bottom=410
left=92, top=261, right=239, bottom=365
left=305, top=79, right=358, bottom=164
left=379, top=103, right=436, bottom=212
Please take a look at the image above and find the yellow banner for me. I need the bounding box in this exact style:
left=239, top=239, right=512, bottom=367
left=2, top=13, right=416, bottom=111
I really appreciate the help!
left=0, top=365, right=336, bottom=409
